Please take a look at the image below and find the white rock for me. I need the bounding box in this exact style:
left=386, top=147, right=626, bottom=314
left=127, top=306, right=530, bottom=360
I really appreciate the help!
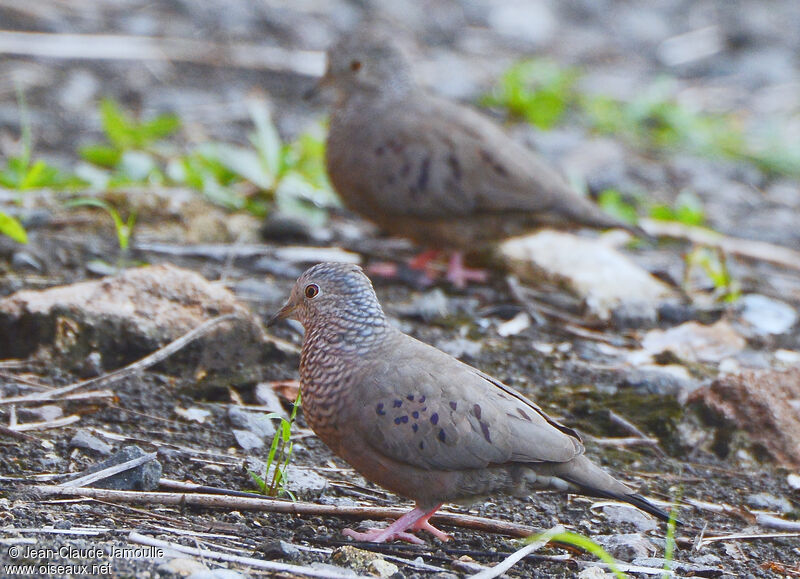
left=740, top=294, right=798, bottom=336
left=175, top=406, right=211, bottom=424
left=641, top=320, right=746, bottom=364
left=501, top=231, right=673, bottom=319
left=497, top=312, right=531, bottom=337
left=578, top=566, right=612, bottom=578
left=787, top=473, right=800, bottom=490
left=369, top=559, right=399, bottom=578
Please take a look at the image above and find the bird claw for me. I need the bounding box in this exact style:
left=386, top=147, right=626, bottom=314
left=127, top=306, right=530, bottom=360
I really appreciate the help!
left=409, top=520, right=452, bottom=542
left=343, top=527, right=425, bottom=545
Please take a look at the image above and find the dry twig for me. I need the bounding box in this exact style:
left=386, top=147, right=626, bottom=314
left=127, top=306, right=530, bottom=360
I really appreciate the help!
left=32, top=485, right=541, bottom=538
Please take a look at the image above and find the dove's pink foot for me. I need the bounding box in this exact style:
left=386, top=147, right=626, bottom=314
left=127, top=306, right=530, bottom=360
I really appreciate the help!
left=408, top=249, right=443, bottom=280
left=445, top=252, right=488, bottom=288
left=342, top=503, right=451, bottom=544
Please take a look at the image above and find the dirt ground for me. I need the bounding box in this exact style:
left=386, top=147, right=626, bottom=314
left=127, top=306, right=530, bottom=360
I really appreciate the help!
left=1, top=1, right=799, bottom=578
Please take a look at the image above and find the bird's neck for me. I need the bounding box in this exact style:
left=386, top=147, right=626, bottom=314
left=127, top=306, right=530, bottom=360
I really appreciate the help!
left=299, top=316, right=392, bottom=384
left=339, top=78, right=413, bottom=110
left=298, top=318, right=393, bottom=438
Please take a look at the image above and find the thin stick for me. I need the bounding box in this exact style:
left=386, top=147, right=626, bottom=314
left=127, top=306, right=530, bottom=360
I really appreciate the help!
left=0, top=31, right=325, bottom=76
left=591, top=436, right=662, bottom=448
left=607, top=410, right=666, bottom=457
left=698, top=531, right=800, bottom=548
left=11, top=415, right=80, bottom=431
left=128, top=532, right=367, bottom=579
left=0, top=314, right=239, bottom=405
left=471, top=525, right=564, bottom=579
left=640, top=218, right=800, bottom=271
left=32, top=486, right=540, bottom=538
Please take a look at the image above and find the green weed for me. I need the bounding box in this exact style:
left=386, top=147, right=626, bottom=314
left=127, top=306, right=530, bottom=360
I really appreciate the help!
left=0, top=212, right=28, bottom=243
left=685, top=246, right=740, bottom=302
left=524, top=529, right=626, bottom=578
left=1, top=89, right=86, bottom=191
left=650, top=190, right=705, bottom=226
left=249, top=391, right=301, bottom=499
left=481, top=59, right=578, bottom=129
left=485, top=62, right=800, bottom=177
left=598, top=189, right=640, bottom=225
left=66, top=197, right=136, bottom=252
left=79, top=98, right=336, bottom=225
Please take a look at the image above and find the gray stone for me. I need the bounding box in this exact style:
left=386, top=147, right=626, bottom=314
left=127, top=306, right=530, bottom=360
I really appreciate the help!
left=69, top=429, right=113, bottom=456
left=595, top=533, right=657, bottom=560
left=69, top=445, right=161, bottom=491
left=232, top=429, right=265, bottom=451
left=599, top=504, right=659, bottom=532
left=228, top=406, right=278, bottom=439
left=746, top=492, right=793, bottom=513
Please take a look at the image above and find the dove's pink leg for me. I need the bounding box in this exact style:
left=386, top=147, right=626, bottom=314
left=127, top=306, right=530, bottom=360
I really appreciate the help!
left=342, top=503, right=451, bottom=544
left=445, top=252, right=488, bottom=288
left=408, top=249, right=442, bottom=278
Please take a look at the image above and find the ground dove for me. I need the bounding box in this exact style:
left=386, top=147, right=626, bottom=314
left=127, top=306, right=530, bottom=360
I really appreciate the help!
left=269, top=262, right=674, bottom=543
left=316, top=30, right=642, bottom=285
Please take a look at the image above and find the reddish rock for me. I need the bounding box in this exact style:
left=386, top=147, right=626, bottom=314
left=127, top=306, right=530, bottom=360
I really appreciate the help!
left=690, top=368, right=800, bottom=468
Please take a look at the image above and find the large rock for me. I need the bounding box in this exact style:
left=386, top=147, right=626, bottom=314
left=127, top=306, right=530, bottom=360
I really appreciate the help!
left=0, top=264, right=275, bottom=383
left=500, top=231, right=674, bottom=320
left=689, top=368, right=800, bottom=468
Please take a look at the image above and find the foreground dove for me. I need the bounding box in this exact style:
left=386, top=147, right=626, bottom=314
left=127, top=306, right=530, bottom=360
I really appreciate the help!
left=269, top=262, right=673, bottom=543
left=316, top=30, right=642, bottom=285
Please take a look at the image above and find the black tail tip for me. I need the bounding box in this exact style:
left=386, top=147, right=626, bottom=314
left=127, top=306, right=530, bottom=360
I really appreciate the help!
left=627, top=493, right=684, bottom=526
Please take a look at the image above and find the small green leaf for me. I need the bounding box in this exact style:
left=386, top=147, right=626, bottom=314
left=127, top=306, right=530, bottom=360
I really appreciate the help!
left=0, top=212, right=28, bottom=243
left=598, top=189, right=639, bottom=225
left=80, top=145, right=123, bottom=168
left=525, top=531, right=625, bottom=579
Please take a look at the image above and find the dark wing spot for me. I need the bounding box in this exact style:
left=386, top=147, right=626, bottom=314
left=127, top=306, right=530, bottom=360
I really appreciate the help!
left=376, top=403, right=385, bottom=416
left=412, top=411, right=419, bottom=419
left=447, top=153, right=462, bottom=182
left=407, top=394, right=415, bottom=401
left=419, top=395, right=426, bottom=403
left=517, top=408, right=532, bottom=421
left=412, top=423, right=418, bottom=432
left=393, top=399, right=403, bottom=408
left=473, top=404, right=482, bottom=420
left=416, top=157, right=431, bottom=192
left=430, top=413, right=439, bottom=425
left=419, top=441, right=425, bottom=450
left=394, top=416, right=409, bottom=425
left=480, top=421, right=492, bottom=443
left=449, top=401, right=458, bottom=411
left=438, top=429, right=446, bottom=443
left=480, top=148, right=509, bottom=177
left=387, top=139, right=403, bottom=153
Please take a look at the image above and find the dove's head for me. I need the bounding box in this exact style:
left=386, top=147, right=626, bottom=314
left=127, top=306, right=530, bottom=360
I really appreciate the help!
left=269, top=262, right=387, bottom=331
left=313, top=29, right=414, bottom=99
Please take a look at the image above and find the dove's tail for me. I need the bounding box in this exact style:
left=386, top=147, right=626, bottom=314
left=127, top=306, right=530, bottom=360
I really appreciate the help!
left=547, top=455, right=680, bottom=525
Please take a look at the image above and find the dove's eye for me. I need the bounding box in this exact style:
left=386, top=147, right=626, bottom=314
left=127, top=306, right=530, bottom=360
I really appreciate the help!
left=350, top=59, right=362, bottom=72
left=304, top=284, right=320, bottom=299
